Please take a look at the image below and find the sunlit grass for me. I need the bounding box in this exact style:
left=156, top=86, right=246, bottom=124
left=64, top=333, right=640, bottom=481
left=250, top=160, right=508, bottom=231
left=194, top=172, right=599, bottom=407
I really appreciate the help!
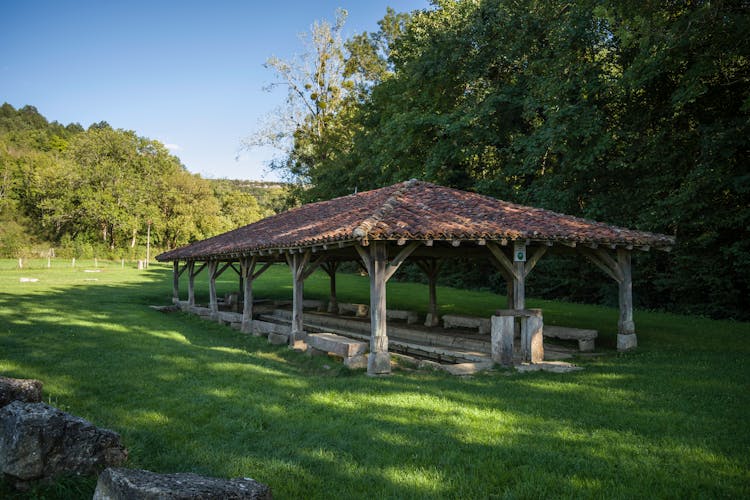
left=0, top=261, right=748, bottom=498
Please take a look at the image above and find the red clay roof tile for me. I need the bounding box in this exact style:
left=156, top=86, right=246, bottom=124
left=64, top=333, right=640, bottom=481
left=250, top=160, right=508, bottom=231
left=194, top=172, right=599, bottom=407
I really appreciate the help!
left=156, top=180, right=674, bottom=261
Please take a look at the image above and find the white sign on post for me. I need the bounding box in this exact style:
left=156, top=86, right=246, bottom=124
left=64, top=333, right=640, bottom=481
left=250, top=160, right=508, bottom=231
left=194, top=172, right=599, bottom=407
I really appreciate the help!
left=514, top=241, right=526, bottom=262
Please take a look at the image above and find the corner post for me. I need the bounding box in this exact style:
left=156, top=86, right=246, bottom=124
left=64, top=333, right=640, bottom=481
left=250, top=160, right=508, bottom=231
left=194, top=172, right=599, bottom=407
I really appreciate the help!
left=172, top=261, right=180, bottom=304
left=617, top=248, right=637, bottom=350
left=368, top=242, right=390, bottom=375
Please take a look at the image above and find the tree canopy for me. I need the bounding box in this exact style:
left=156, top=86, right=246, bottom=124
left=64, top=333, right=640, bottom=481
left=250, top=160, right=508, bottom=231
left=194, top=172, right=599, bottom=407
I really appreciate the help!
left=253, top=1, right=749, bottom=319
left=0, top=104, right=284, bottom=260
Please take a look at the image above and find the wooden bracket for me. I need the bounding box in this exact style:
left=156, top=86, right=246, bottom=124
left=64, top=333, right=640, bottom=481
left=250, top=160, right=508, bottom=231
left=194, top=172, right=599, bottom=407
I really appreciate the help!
left=487, top=242, right=519, bottom=281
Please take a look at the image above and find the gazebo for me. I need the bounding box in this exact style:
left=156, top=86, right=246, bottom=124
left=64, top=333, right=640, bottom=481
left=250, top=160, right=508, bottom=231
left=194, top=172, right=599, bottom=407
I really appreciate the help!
left=156, top=180, right=674, bottom=375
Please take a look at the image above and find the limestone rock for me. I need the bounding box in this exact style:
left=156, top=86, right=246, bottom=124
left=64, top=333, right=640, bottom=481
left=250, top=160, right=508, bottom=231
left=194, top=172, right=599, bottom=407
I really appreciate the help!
left=93, top=467, right=273, bottom=499
left=0, top=401, right=127, bottom=484
left=0, top=376, right=42, bottom=408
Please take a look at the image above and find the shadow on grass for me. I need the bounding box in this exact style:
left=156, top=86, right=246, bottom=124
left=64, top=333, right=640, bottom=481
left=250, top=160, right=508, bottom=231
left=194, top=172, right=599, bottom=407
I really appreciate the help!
left=0, top=267, right=748, bottom=498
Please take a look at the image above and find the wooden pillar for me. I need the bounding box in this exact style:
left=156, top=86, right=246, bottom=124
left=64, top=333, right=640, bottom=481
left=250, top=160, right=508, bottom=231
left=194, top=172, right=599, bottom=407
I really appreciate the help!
left=417, top=259, right=442, bottom=327
left=617, top=248, right=637, bottom=351
left=172, top=261, right=180, bottom=304
left=241, top=257, right=254, bottom=334
left=322, top=261, right=339, bottom=313
left=208, top=260, right=218, bottom=320
left=512, top=242, right=526, bottom=310
left=368, top=241, right=390, bottom=375
left=289, top=253, right=306, bottom=347
left=187, top=261, right=196, bottom=306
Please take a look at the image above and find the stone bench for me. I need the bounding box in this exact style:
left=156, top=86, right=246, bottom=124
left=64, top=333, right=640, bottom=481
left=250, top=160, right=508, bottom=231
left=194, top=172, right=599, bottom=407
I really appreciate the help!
left=306, top=333, right=368, bottom=369
left=303, top=299, right=326, bottom=311
left=338, top=303, right=369, bottom=318
left=543, top=326, right=598, bottom=352
left=94, top=467, right=271, bottom=499
left=386, top=309, right=419, bottom=324
left=442, top=314, right=491, bottom=334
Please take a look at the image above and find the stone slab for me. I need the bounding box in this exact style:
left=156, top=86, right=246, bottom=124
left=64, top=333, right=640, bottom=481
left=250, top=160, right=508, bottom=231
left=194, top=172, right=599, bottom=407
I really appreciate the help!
left=93, top=467, right=272, bottom=499
left=544, top=325, right=598, bottom=352
left=442, top=314, right=491, bottom=334
left=267, top=332, right=288, bottom=345
left=338, top=303, right=369, bottom=317
left=386, top=309, right=419, bottom=324
left=306, top=333, right=368, bottom=358
left=515, top=361, right=584, bottom=374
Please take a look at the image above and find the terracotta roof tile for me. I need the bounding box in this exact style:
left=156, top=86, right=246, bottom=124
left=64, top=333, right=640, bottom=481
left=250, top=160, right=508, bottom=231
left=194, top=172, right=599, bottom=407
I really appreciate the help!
left=156, top=180, right=674, bottom=261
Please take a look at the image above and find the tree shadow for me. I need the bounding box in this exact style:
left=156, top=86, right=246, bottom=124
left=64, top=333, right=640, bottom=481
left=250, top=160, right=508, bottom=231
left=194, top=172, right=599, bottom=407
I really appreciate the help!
left=0, top=267, right=747, bottom=498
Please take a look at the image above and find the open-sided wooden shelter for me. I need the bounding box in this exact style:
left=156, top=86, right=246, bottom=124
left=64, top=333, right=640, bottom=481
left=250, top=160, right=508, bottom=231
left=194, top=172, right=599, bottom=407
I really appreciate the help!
left=156, top=180, right=674, bottom=375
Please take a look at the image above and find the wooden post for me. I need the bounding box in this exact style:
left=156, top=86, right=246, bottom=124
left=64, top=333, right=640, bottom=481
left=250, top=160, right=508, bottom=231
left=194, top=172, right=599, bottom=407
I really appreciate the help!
left=288, top=252, right=307, bottom=347
left=368, top=241, right=390, bottom=375
left=172, top=261, right=180, bottom=304
left=416, top=259, right=442, bottom=327
left=241, top=257, right=255, bottom=334
left=208, top=260, right=218, bottom=320
left=187, top=261, right=196, bottom=306
left=322, top=261, right=339, bottom=313
left=617, top=248, right=637, bottom=351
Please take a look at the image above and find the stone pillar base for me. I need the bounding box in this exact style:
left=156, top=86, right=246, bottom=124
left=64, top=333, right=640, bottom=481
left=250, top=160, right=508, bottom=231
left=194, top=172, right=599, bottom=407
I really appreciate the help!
left=617, top=333, right=638, bottom=351
left=367, top=352, right=391, bottom=375
left=424, top=313, right=440, bottom=327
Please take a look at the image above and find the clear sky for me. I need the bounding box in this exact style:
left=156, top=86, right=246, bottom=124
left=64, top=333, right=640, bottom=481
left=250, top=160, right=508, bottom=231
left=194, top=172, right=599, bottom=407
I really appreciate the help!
left=1, top=0, right=431, bottom=181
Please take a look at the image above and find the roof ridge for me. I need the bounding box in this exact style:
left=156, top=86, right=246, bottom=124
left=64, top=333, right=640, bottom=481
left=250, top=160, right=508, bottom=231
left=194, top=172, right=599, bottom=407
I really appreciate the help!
left=352, top=179, right=419, bottom=240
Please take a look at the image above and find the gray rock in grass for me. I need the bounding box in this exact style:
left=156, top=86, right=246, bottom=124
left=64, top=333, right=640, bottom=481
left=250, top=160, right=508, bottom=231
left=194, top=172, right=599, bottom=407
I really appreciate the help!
left=0, top=376, right=43, bottom=408
left=93, top=467, right=273, bottom=499
left=0, top=401, right=127, bottom=486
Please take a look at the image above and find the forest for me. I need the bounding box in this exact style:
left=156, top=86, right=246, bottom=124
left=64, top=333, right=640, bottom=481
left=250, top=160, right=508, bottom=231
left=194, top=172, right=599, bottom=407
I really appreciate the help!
left=256, top=0, right=749, bottom=320
left=0, top=103, right=289, bottom=261
left=1, top=1, right=747, bottom=320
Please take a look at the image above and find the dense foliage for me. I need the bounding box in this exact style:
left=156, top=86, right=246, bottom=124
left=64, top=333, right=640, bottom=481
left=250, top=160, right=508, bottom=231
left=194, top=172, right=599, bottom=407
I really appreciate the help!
left=0, top=104, right=284, bottom=260
left=263, top=1, right=749, bottom=319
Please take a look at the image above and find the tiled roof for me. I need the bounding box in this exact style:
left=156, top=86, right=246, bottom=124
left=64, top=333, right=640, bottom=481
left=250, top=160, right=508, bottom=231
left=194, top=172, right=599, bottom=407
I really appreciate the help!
left=156, top=180, right=674, bottom=261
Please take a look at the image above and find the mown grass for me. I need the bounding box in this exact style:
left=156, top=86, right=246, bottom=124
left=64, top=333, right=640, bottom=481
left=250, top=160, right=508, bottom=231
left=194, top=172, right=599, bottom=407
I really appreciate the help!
left=0, top=259, right=748, bottom=498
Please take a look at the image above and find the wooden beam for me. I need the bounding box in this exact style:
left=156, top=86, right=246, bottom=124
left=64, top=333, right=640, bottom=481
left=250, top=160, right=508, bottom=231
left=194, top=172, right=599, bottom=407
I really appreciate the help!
left=215, top=261, right=233, bottom=280
left=354, top=244, right=371, bottom=275
left=301, top=253, right=327, bottom=281
left=523, top=246, right=548, bottom=278
left=191, top=262, right=207, bottom=278
left=580, top=248, right=622, bottom=283
left=486, top=242, right=518, bottom=281
left=384, top=241, right=420, bottom=282
left=176, top=262, right=189, bottom=278
left=252, top=262, right=273, bottom=281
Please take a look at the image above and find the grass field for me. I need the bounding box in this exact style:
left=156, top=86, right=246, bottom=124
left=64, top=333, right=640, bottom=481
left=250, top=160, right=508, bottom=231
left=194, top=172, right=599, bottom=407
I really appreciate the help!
left=0, top=259, right=748, bottom=498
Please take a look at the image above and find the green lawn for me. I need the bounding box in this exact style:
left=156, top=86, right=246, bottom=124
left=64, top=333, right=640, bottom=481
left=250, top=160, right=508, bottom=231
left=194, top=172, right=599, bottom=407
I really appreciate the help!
left=0, top=260, right=748, bottom=498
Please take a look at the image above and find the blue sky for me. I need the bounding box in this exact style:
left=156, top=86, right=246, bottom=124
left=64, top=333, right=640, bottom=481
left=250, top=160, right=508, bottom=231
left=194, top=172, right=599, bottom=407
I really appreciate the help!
left=1, top=0, right=430, bottom=181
